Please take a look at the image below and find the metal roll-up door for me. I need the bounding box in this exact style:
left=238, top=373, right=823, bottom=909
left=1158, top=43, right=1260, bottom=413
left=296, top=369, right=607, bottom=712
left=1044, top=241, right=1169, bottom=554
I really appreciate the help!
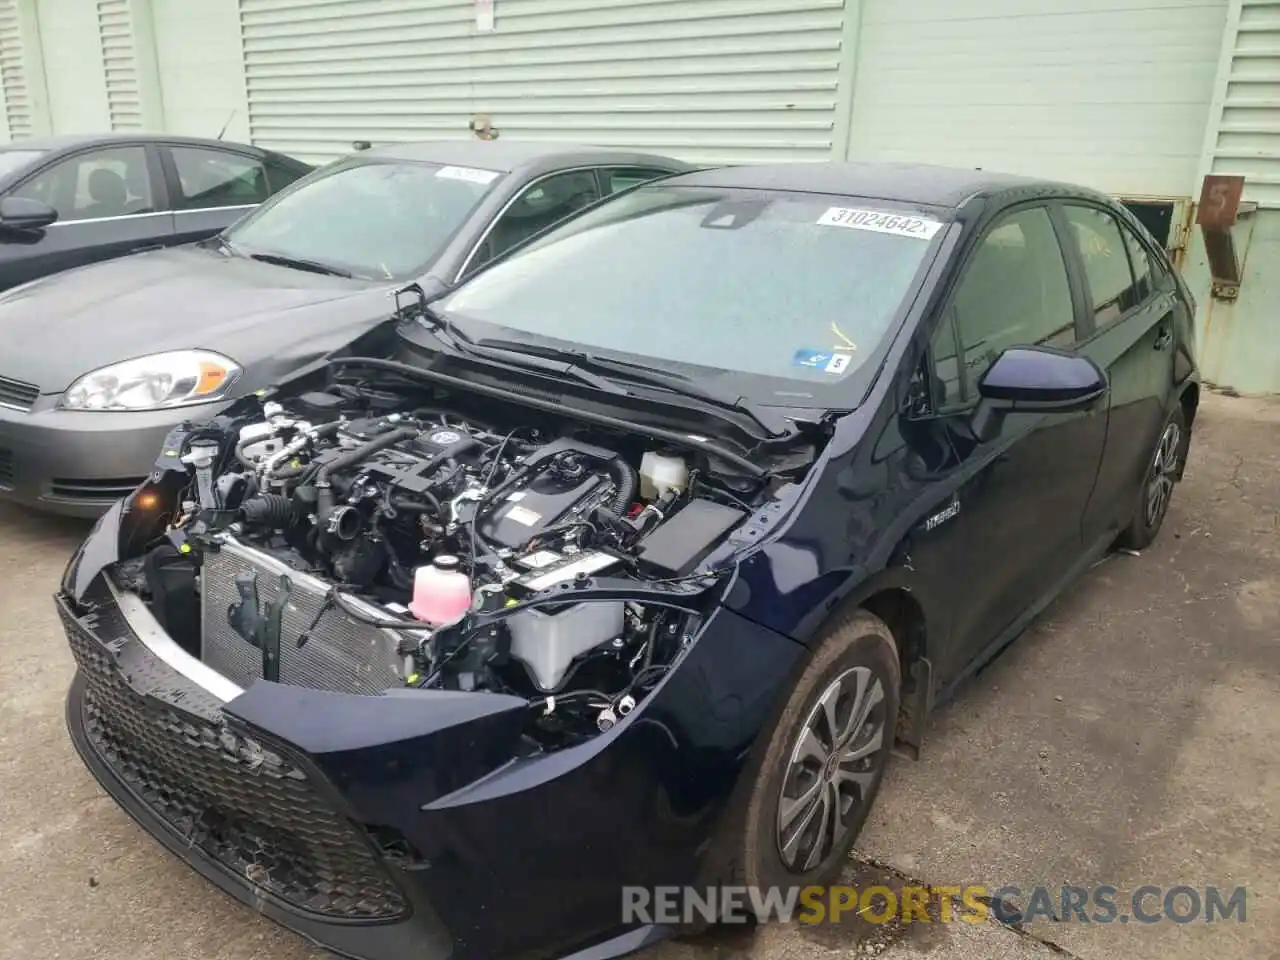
left=847, top=0, right=1230, bottom=197
left=239, top=0, right=847, bottom=164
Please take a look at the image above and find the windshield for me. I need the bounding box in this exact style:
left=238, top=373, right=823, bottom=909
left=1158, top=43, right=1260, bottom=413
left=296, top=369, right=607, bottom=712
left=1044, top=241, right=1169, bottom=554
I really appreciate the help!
left=0, top=149, right=46, bottom=179
left=226, top=159, right=502, bottom=280
left=437, top=186, right=944, bottom=405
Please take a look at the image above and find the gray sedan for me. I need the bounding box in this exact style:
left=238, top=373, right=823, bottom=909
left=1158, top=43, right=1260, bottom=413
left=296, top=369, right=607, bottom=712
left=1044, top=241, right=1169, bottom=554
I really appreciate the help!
left=0, top=140, right=689, bottom=516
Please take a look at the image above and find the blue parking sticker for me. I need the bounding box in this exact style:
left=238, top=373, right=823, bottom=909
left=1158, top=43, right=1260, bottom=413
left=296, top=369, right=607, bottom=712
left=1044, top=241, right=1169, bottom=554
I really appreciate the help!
left=793, top=349, right=853, bottom=374
left=793, top=349, right=831, bottom=369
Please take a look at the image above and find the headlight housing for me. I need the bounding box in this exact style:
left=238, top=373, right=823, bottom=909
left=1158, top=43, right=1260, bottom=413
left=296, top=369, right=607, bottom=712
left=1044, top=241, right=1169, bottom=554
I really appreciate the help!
left=61, top=350, right=242, bottom=411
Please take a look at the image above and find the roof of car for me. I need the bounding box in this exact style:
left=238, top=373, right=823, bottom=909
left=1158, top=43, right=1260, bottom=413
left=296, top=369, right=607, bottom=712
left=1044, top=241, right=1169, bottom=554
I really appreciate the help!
left=661, top=162, right=1057, bottom=208
left=358, top=139, right=689, bottom=174
left=0, top=132, right=287, bottom=157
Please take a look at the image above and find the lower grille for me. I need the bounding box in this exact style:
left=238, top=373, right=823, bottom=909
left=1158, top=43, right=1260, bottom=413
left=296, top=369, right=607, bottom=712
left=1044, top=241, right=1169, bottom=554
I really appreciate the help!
left=49, top=476, right=147, bottom=501
left=60, top=587, right=408, bottom=921
left=0, top=448, right=12, bottom=489
left=0, top=374, right=38, bottom=411
left=200, top=538, right=408, bottom=696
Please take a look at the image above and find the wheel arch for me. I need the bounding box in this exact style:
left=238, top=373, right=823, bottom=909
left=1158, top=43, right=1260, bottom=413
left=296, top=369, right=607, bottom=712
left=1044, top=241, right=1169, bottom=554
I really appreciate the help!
left=1179, top=380, right=1200, bottom=428
left=811, top=569, right=936, bottom=759
left=1176, top=380, right=1199, bottom=479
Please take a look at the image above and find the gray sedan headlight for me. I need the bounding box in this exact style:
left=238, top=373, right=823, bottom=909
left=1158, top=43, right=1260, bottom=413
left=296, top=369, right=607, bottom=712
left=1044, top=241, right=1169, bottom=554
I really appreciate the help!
left=61, top=350, right=242, bottom=412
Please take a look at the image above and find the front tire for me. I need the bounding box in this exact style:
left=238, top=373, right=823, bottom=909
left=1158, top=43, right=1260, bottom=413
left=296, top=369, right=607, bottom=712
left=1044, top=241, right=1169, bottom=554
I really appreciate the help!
left=1117, top=405, right=1188, bottom=551
left=716, top=609, right=900, bottom=897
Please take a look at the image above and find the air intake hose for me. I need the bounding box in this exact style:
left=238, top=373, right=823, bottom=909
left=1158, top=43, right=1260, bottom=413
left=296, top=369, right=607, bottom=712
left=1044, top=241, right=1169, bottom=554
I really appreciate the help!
left=315, top=426, right=418, bottom=533
left=606, top=457, right=638, bottom=515
left=238, top=493, right=295, bottom=528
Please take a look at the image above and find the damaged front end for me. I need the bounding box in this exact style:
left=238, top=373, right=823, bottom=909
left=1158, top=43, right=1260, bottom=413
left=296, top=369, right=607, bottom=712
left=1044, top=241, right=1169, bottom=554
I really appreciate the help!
left=58, top=356, right=817, bottom=960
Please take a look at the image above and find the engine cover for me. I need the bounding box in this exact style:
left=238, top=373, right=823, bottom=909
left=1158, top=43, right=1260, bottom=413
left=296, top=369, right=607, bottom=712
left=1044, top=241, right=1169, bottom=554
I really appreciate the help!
left=480, top=471, right=612, bottom=549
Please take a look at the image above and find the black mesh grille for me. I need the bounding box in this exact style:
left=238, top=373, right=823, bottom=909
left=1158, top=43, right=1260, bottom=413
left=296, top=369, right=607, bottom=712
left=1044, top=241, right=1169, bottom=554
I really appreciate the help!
left=0, top=448, right=12, bottom=490
left=0, top=375, right=39, bottom=410
left=59, top=590, right=408, bottom=922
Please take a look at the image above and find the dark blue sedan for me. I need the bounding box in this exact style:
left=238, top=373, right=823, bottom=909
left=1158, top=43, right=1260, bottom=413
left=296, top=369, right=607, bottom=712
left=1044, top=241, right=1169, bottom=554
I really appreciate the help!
left=57, top=161, right=1198, bottom=960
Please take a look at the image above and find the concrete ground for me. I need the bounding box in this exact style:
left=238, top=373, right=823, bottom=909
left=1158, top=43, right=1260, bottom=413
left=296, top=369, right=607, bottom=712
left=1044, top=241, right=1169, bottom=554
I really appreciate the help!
left=1, top=392, right=1275, bottom=960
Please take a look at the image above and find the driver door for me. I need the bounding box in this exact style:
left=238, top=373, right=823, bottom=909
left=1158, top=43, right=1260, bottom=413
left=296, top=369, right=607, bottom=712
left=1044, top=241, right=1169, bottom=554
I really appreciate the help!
left=0, top=144, right=173, bottom=290
left=927, top=204, right=1107, bottom=680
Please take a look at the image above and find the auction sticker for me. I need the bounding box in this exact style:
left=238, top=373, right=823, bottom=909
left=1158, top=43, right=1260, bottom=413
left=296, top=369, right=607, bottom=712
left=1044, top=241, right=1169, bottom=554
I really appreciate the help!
left=817, top=207, right=942, bottom=240
left=436, top=165, right=501, bottom=185
left=503, top=505, right=542, bottom=527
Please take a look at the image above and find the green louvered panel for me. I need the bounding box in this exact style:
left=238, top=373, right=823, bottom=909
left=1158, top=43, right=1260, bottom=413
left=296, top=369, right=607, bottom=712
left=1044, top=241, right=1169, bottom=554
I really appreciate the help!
left=1209, top=0, right=1280, bottom=207
left=0, top=0, right=31, bottom=140
left=239, top=0, right=846, bottom=164
left=98, top=0, right=141, bottom=130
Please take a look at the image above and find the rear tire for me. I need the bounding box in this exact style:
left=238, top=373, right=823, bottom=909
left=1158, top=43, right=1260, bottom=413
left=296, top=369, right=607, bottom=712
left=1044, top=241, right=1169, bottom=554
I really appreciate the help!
left=1117, top=405, right=1188, bottom=551
left=705, top=609, right=900, bottom=913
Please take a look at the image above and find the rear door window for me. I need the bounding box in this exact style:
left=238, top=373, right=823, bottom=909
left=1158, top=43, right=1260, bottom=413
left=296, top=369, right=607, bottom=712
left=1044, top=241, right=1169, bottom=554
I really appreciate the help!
left=1062, top=205, right=1140, bottom=326
left=468, top=169, right=602, bottom=271
left=169, top=146, right=269, bottom=210
left=1119, top=222, right=1162, bottom=301
left=601, top=167, right=673, bottom=195
left=264, top=158, right=308, bottom=194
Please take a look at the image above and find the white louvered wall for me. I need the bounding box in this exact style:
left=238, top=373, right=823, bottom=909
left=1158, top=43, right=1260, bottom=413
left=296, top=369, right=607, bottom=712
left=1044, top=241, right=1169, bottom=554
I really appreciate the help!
left=1203, top=0, right=1280, bottom=206
left=846, top=0, right=1229, bottom=198
left=98, top=0, right=141, bottom=130
left=238, top=0, right=847, bottom=164
left=0, top=0, right=31, bottom=140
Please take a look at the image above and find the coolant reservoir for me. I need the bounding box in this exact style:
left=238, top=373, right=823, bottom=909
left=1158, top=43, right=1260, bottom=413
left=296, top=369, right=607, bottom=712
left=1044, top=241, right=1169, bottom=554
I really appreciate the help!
left=409, top=555, right=472, bottom=626
left=639, top=451, right=689, bottom=500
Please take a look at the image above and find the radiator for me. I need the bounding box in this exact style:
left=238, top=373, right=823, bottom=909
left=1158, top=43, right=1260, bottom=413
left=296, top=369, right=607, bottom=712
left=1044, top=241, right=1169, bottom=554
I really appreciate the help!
left=199, top=537, right=411, bottom=696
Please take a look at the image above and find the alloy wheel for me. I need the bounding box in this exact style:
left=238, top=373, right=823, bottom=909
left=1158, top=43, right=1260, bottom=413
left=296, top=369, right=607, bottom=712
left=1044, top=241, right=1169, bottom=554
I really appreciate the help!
left=776, top=666, right=886, bottom=871
left=1146, top=421, right=1182, bottom=528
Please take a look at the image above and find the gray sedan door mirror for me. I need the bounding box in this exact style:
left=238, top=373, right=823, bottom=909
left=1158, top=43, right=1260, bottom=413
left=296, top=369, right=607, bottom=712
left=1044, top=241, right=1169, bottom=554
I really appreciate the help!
left=0, top=196, right=59, bottom=231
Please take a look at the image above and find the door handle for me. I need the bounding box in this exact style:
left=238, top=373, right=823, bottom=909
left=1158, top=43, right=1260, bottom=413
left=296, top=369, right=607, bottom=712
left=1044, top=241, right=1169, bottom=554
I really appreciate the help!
left=1153, top=328, right=1172, bottom=351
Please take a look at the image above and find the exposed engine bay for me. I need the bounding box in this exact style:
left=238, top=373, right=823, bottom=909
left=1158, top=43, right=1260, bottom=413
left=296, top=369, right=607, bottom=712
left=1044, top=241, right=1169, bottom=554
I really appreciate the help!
left=112, top=369, right=803, bottom=748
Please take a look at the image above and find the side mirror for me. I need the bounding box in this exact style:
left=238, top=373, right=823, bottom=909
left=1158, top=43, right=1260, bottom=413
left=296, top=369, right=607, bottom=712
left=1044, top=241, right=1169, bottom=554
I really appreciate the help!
left=970, top=346, right=1107, bottom=442
left=0, top=196, right=58, bottom=231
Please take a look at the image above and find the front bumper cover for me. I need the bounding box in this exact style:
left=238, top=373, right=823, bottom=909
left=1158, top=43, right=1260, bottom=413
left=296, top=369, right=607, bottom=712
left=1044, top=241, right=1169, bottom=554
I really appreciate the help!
left=58, top=555, right=806, bottom=960
left=0, top=400, right=230, bottom=517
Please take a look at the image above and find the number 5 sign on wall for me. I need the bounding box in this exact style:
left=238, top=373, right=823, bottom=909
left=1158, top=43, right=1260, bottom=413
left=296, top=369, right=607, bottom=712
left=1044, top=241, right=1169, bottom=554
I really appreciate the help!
left=1196, top=175, right=1245, bottom=229
left=1196, top=174, right=1247, bottom=300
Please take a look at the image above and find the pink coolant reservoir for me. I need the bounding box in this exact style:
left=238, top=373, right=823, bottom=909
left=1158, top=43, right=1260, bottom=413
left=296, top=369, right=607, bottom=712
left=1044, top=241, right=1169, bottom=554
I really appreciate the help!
left=408, top=555, right=473, bottom=626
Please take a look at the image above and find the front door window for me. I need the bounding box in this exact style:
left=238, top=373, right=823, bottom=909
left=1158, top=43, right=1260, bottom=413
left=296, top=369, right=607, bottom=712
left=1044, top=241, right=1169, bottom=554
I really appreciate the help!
left=11, top=147, right=154, bottom=222
left=937, top=205, right=1077, bottom=405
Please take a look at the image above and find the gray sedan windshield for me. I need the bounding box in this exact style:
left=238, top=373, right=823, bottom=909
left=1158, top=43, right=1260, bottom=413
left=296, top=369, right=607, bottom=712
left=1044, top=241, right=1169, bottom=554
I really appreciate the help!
left=227, top=159, right=501, bottom=279
left=438, top=186, right=942, bottom=399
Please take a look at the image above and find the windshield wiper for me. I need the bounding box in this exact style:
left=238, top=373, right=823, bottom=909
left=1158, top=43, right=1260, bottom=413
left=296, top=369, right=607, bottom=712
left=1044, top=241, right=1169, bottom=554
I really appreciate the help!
left=208, top=235, right=242, bottom=257
left=246, top=251, right=353, bottom=278
left=476, top=339, right=791, bottom=438
left=396, top=291, right=790, bottom=436
left=399, top=295, right=629, bottom=396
